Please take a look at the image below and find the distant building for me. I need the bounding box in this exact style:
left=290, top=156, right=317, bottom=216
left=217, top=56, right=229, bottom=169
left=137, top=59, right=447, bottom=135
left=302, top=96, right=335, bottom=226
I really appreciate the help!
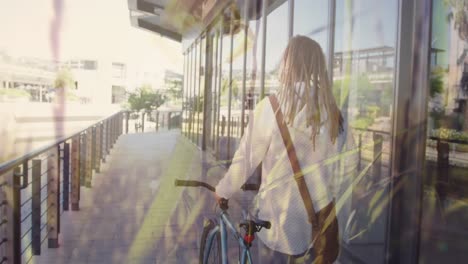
left=0, top=52, right=57, bottom=102
left=0, top=51, right=178, bottom=105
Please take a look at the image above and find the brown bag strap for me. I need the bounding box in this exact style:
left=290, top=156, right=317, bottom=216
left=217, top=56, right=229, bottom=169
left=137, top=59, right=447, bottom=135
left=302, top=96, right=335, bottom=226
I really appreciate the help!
left=269, top=95, right=319, bottom=229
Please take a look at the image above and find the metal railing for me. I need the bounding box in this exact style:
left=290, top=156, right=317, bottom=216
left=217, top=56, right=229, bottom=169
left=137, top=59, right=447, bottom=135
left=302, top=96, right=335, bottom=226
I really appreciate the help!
left=124, top=111, right=182, bottom=133
left=0, top=111, right=124, bottom=264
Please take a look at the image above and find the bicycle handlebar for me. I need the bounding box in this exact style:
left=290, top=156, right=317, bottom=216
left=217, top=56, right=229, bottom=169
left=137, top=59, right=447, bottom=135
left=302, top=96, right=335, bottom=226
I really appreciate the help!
left=174, top=179, right=216, bottom=192
left=241, top=183, right=260, bottom=191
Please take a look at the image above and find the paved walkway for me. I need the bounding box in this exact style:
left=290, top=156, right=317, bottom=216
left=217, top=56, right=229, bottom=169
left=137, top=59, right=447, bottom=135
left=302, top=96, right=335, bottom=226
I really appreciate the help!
left=32, top=129, right=449, bottom=264
left=31, top=130, right=261, bottom=264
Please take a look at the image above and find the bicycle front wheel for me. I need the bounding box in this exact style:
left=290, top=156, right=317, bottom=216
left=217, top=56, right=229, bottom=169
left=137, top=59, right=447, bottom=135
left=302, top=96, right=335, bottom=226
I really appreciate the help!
left=199, top=219, right=222, bottom=264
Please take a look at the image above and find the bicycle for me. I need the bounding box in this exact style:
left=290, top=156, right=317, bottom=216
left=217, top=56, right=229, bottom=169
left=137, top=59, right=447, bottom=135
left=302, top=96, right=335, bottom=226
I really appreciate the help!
left=174, top=179, right=271, bottom=264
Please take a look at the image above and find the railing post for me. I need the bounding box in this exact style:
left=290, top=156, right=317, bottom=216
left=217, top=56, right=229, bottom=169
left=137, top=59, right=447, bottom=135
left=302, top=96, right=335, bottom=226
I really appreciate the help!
left=95, top=124, right=102, bottom=173
left=126, top=112, right=129, bottom=134
left=71, top=136, right=80, bottom=211
left=156, top=111, right=159, bottom=131
left=63, top=143, right=70, bottom=211
left=112, top=116, right=115, bottom=144
left=0, top=173, right=7, bottom=263
left=47, top=148, right=59, bottom=248
left=85, top=129, right=93, bottom=188
left=1, top=170, right=21, bottom=264
left=112, top=117, right=115, bottom=145
left=106, top=119, right=110, bottom=154
left=118, top=113, right=121, bottom=137
left=373, top=133, right=383, bottom=183
left=125, top=111, right=130, bottom=134
left=91, top=127, right=96, bottom=174
left=100, top=122, right=105, bottom=161
left=109, top=118, right=113, bottom=145
left=108, top=119, right=112, bottom=147
left=13, top=170, right=20, bottom=263
left=436, top=140, right=449, bottom=200
left=178, top=111, right=182, bottom=129
left=80, top=133, right=86, bottom=187
left=358, top=133, right=362, bottom=171
left=221, top=115, right=226, bottom=136
left=168, top=112, right=172, bottom=130
left=102, top=121, right=108, bottom=162
left=119, top=113, right=123, bottom=137
left=117, top=113, right=120, bottom=137
left=31, top=159, right=41, bottom=255
left=115, top=114, right=118, bottom=137
left=56, top=145, right=61, bottom=235
left=21, top=161, right=28, bottom=189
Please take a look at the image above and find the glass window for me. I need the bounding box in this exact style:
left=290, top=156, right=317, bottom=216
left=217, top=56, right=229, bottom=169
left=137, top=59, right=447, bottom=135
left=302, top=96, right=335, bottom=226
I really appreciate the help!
left=192, top=42, right=197, bottom=143
left=420, top=1, right=468, bottom=262
left=218, top=9, right=233, bottom=162
left=188, top=48, right=194, bottom=138
left=293, top=0, right=329, bottom=54
left=111, top=62, right=126, bottom=78
left=183, top=52, right=189, bottom=136
left=264, top=0, right=289, bottom=96
left=82, top=60, right=98, bottom=70
left=111, top=85, right=125, bottom=104
left=198, top=36, right=206, bottom=147
left=194, top=41, right=200, bottom=144
left=245, top=0, right=265, bottom=109
left=229, top=5, right=248, bottom=161
left=333, top=0, right=398, bottom=262
left=214, top=23, right=224, bottom=158
left=210, top=27, right=221, bottom=152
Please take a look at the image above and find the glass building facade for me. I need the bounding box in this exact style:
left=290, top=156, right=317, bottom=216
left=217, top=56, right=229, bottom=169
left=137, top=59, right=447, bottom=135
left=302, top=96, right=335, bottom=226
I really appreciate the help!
left=180, top=0, right=468, bottom=262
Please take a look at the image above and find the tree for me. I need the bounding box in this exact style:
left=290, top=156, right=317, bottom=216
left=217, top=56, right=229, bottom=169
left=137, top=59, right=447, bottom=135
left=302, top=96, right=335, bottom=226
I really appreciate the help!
left=333, top=75, right=382, bottom=129
left=167, top=79, right=183, bottom=101
left=430, top=67, right=445, bottom=98
left=54, top=68, right=75, bottom=89
left=445, top=0, right=468, bottom=41
left=221, top=78, right=239, bottom=98
left=53, top=68, right=78, bottom=102
left=127, top=85, right=167, bottom=112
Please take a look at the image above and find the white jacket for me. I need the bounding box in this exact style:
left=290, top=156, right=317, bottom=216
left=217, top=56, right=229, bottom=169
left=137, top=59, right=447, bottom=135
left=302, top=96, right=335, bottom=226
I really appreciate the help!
left=216, top=88, right=358, bottom=255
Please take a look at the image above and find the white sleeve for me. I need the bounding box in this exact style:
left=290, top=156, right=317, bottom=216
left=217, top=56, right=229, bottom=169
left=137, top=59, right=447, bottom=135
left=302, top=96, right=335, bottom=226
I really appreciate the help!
left=215, top=98, right=273, bottom=199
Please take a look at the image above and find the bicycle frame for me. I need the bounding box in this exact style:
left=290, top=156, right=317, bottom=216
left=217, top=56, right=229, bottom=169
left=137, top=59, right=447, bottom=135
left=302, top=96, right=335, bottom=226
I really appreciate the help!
left=203, top=211, right=254, bottom=264
left=174, top=179, right=264, bottom=264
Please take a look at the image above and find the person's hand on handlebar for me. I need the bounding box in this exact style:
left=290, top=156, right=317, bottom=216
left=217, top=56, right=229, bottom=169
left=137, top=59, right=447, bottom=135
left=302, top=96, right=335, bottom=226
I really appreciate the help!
left=214, top=192, right=229, bottom=210
left=214, top=192, right=224, bottom=203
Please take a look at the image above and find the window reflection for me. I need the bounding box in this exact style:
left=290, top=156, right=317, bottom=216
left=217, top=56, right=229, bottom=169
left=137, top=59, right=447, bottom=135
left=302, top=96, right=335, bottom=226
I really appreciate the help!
left=230, top=6, right=248, bottom=160
left=293, top=0, right=329, bottom=54
left=421, top=0, right=468, bottom=262
left=218, top=10, right=232, bottom=162
left=333, top=0, right=398, bottom=262
left=209, top=29, right=220, bottom=152
left=245, top=0, right=264, bottom=110
left=264, top=0, right=288, bottom=96
left=198, top=36, right=206, bottom=147
left=183, top=52, right=189, bottom=136
left=192, top=41, right=199, bottom=143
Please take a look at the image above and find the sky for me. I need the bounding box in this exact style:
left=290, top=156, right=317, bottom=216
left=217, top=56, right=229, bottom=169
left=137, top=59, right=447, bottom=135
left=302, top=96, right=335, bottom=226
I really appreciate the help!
left=232, top=0, right=400, bottom=72
left=0, top=0, right=401, bottom=76
left=0, top=0, right=183, bottom=73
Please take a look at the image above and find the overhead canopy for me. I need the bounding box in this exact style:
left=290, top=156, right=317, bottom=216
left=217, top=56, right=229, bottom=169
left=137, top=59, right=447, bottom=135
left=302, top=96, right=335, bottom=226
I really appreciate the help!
left=127, top=0, right=265, bottom=45
left=127, top=0, right=207, bottom=42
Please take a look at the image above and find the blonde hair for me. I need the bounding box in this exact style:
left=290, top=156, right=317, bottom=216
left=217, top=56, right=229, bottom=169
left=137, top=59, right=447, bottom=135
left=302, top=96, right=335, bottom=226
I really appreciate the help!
left=277, top=35, right=343, bottom=147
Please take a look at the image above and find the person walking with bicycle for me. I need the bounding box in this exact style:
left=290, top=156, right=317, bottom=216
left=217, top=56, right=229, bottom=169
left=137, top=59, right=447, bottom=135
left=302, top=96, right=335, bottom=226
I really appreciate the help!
left=215, top=35, right=358, bottom=263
